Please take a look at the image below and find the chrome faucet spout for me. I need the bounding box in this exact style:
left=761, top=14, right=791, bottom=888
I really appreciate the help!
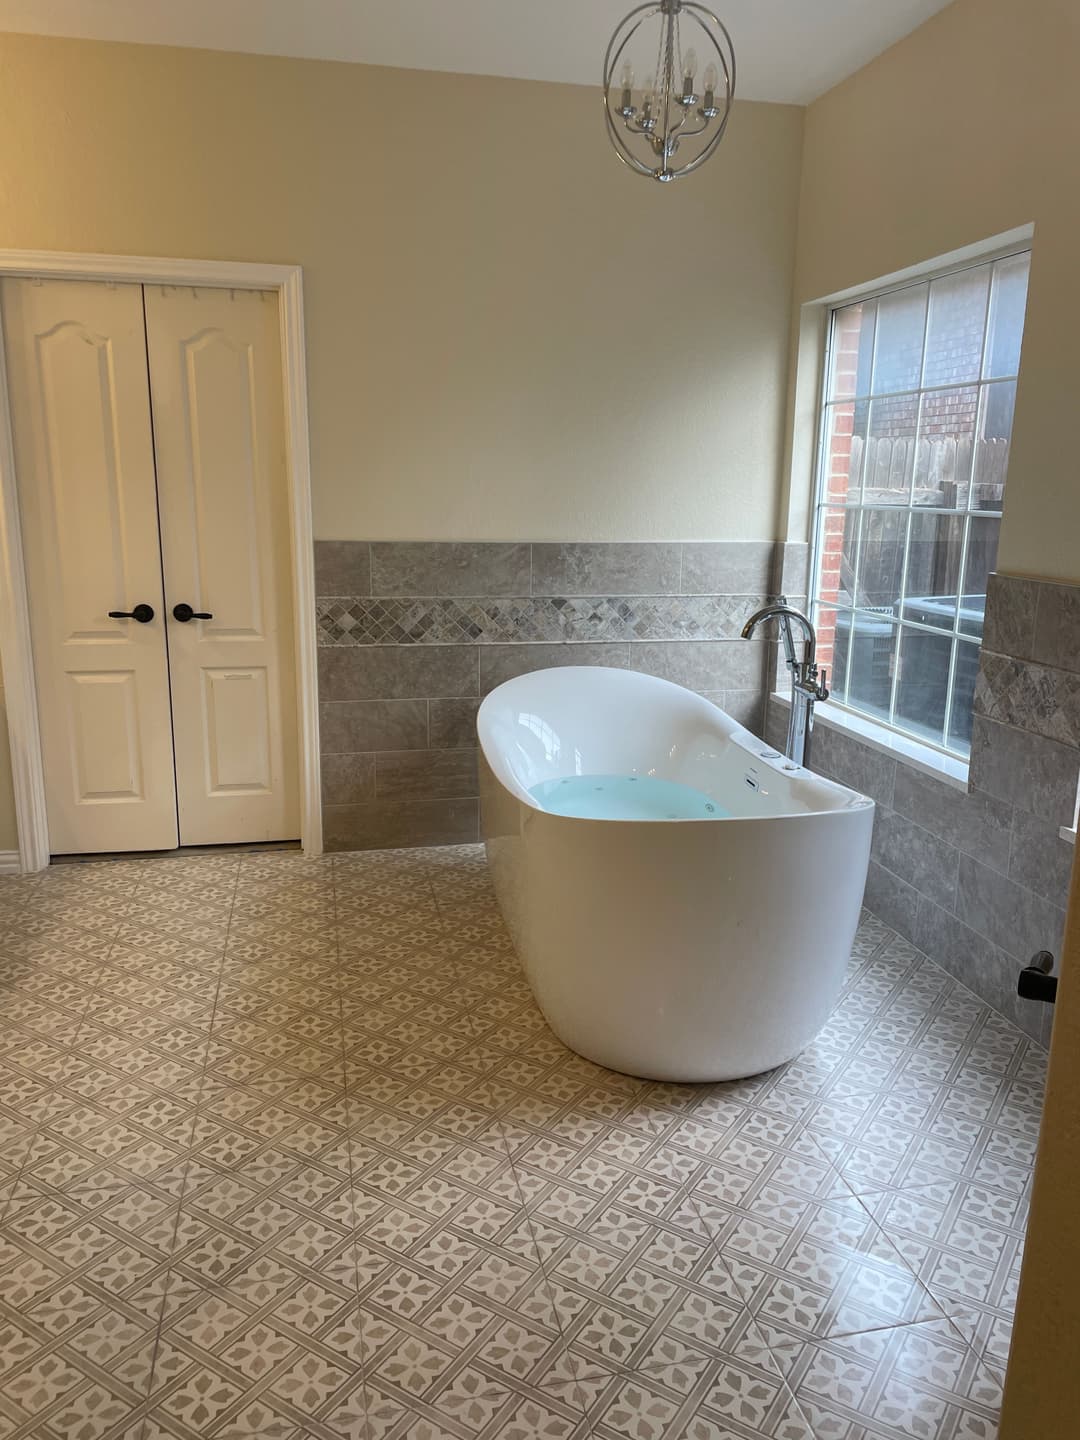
left=741, top=599, right=828, bottom=768
left=741, top=603, right=817, bottom=671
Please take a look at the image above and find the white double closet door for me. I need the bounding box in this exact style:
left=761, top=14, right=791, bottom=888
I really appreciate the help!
left=2, top=277, right=300, bottom=854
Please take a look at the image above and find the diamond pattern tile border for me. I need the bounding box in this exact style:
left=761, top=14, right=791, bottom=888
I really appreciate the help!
left=315, top=596, right=767, bottom=647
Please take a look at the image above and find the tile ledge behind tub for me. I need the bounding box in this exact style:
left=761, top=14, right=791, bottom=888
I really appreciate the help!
left=770, top=691, right=969, bottom=791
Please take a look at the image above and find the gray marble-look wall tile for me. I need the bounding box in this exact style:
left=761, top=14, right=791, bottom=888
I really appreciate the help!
left=370, top=542, right=531, bottom=597
left=375, top=749, right=479, bottom=801
left=763, top=697, right=789, bottom=753
left=975, top=652, right=1080, bottom=750
left=630, top=640, right=770, bottom=693
left=320, top=753, right=376, bottom=806
left=969, top=715, right=1080, bottom=828
left=698, top=690, right=765, bottom=736
left=810, top=723, right=897, bottom=809
left=681, top=542, right=775, bottom=596
left=479, top=642, right=630, bottom=695
left=1032, top=579, right=1080, bottom=676
left=314, top=540, right=371, bottom=596
left=323, top=799, right=479, bottom=852
left=891, top=766, right=1013, bottom=875
left=319, top=699, right=428, bottom=754
left=914, top=896, right=1043, bottom=1042
left=531, top=543, right=681, bottom=596
left=318, top=646, right=478, bottom=702
left=955, top=852, right=1066, bottom=964
left=983, top=572, right=1038, bottom=661
left=1009, top=808, right=1077, bottom=908
left=773, top=541, right=810, bottom=600
left=871, top=809, right=960, bottom=912
left=428, top=699, right=481, bottom=750
left=863, top=860, right=920, bottom=942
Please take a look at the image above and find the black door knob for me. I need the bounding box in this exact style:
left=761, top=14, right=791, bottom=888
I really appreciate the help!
left=173, top=603, right=214, bottom=623
left=108, top=604, right=155, bottom=624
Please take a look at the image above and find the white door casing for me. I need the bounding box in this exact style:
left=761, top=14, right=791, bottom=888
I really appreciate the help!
left=0, top=250, right=321, bottom=871
left=144, top=285, right=300, bottom=847
left=1, top=278, right=179, bottom=853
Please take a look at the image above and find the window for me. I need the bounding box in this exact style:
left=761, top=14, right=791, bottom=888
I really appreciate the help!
left=811, top=250, right=1030, bottom=758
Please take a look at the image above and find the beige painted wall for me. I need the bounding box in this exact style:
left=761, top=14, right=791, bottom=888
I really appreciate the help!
left=0, top=32, right=803, bottom=543
left=789, top=0, right=1080, bottom=585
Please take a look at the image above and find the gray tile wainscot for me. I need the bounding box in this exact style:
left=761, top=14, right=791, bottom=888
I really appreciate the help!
left=316, top=539, right=789, bottom=852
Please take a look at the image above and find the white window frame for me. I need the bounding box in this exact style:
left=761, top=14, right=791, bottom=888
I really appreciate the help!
left=807, top=241, right=1032, bottom=763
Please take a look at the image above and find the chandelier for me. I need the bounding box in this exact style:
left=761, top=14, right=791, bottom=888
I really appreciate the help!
left=603, top=0, right=736, bottom=183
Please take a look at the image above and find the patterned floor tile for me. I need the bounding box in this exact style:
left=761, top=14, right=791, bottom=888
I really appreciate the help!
left=0, top=849, right=1048, bottom=1439
left=778, top=1315, right=1002, bottom=1440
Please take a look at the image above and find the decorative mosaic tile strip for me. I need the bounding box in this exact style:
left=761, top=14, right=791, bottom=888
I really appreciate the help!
left=316, top=593, right=770, bottom=646
left=975, top=651, right=1080, bottom=750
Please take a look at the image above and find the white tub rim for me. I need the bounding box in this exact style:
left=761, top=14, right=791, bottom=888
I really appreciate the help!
left=478, top=665, right=874, bottom=822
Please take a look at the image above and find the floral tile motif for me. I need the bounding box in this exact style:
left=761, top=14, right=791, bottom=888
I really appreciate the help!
left=0, top=846, right=1046, bottom=1439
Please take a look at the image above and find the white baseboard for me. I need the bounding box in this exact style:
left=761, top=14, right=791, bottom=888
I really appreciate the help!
left=0, top=851, right=21, bottom=875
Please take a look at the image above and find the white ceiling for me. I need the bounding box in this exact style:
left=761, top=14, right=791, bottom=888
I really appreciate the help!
left=0, top=0, right=953, bottom=105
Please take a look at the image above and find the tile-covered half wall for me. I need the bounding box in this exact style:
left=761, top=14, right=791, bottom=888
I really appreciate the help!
left=767, top=569, right=1079, bottom=1046
left=316, top=540, right=785, bottom=851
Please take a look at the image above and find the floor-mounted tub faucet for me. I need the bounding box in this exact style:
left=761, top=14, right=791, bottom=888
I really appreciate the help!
left=741, top=598, right=829, bottom=767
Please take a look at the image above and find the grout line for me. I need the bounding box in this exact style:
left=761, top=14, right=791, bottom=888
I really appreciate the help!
left=328, top=853, right=377, bottom=1440
left=682, top=1193, right=820, bottom=1434
left=126, top=854, right=244, bottom=1439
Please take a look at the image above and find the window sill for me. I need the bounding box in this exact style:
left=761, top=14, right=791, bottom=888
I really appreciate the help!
left=770, top=692, right=970, bottom=792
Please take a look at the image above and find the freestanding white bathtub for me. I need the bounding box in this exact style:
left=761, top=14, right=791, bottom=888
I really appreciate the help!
left=478, top=666, right=874, bottom=1082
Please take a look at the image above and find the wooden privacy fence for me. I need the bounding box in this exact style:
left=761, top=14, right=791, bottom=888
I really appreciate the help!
left=850, top=433, right=1009, bottom=509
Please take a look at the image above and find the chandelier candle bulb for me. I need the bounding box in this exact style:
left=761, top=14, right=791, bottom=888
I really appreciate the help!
left=681, top=45, right=698, bottom=102
left=620, top=61, right=636, bottom=115
left=702, top=62, right=719, bottom=112
left=603, top=0, right=736, bottom=183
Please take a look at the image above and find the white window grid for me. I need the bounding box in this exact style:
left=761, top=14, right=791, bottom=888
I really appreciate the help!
left=809, top=249, right=1030, bottom=759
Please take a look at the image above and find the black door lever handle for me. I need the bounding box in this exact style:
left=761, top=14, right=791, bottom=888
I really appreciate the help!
left=173, top=603, right=213, bottom=623
left=108, top=604, right=155, bottom=623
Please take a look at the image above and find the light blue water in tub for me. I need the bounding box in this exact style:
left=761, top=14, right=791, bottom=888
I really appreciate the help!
left=529, top=774, right=730, bottom=821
